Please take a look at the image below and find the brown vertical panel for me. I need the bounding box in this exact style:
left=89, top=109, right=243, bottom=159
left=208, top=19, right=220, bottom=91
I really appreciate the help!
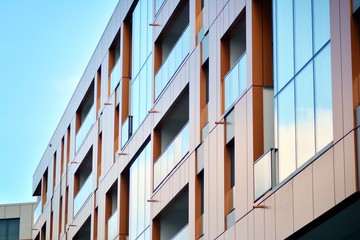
left=119, top=172, right=129, bottom=237
left=275, top=181, right=294, bottom=240
left=217, top=126, right=225, bottom=234
left=334, top=139, right=346, bottom=204
left=313, top=148, right=335, bottom=218
left=236, top=215, right=247, bottom=239
left=352, top=6, right=360, bottom=106
left=262, top=0, right=273, bottom=87
left=245, top=0, right=252, bottom=89
left=234, top=97, right=248, bottom=220
left=250, top=0, right=262, bottom=86
left=121, top=18, right=131, bottom=79
left=264, top=195, right=275, bottom=240
left=330, top=0, right=344, bottom=142
left=252, top=86, right=264, bottom=160
left=293, top=166, right=314, bottom=232
left=340, top=0, right=355, bottom=134
left=344, top=131, right=357, bottom=197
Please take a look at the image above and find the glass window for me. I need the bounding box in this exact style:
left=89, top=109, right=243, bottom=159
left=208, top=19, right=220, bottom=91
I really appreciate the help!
left=277, top=82, right=296, bottom=182
left=273, top=0, right=332, bottom=182
left=129, top=0, right=153, bottom=135
left=313, top=0, right=330, bottom=53
left=294, top=0, right=312, bottom=72
left=314, top=43, right=332, bottom=151
left=0, top=219, right=20, bottom=240
left=129, top=143, right=151, bottom=240
left=295, top=62, right=315, bottom=166
left=274, top=0, right=294, bottom=92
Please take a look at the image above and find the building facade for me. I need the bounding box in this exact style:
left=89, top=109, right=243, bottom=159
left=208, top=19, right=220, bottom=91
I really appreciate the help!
left=0, top=202, right=37, bottom=240
left=32, top=0, right=360, bottom=239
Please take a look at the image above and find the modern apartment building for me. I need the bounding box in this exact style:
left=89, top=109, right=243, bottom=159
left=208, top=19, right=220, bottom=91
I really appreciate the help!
left=0, top=202, right=37, bottom=240
left=32, top=0, right=360, bottom=239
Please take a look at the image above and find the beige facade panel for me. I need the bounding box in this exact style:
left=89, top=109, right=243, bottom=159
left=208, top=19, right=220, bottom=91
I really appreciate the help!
left=31, top=0, right=360, bottom=239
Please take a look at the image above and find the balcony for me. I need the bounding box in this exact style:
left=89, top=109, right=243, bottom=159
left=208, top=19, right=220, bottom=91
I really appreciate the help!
left=155, top=25, right=190, bottom=99
left=107, top=210, right=118, bottom=240
left=254, top=148, right=277, bottom=201
left=76, top=105, right=95, bottom=151
left=154, top=123, right=189, bottom=189
left=224, top=52, right=247, bottom=112
left=74, top=173, right=93, bottom=216
left=171, top=224, right=189, bottom=240
left=110, top=58, right=122, bottom=94
left=33, top=199, right=42, bottom=223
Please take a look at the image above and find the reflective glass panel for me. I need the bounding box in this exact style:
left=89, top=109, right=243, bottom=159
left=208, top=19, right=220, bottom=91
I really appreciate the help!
left=314, top=43, right=332, bottom=151
left=278, top=82, right=296, bottom=182
left=295, top=62, right=315, bottom=167
left=275, top=0, right=294, bottom=91
left=313, top=0, right=330, bottom=53
left=294, top=0, right=312, bottom=72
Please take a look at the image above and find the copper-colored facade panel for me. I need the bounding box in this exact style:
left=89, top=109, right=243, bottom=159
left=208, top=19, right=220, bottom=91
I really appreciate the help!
left=313, top=148, right=335, bottom=218
left=293, top=166, right=314, bottom=231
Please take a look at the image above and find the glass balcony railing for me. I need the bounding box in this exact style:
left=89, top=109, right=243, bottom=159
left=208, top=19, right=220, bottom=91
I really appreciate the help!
left=108, top=210, right=118, bottom=240
left=121, top=116, right=132, bottom=148
left=171, top=224, right=189, bottom=240
left=254, top=148, right=277, bottom=201
left=154, top=123, right=189, bottom=189
left=155, top=25, right=190, bottom=99
left=224, top=52, right=247, bottom=112
left=33, top=199, right=42, bottom=223
left=110, top=58, right=122, bottom=94
left=156, top=0, right=165, bottom=13
left=76, top=105, right=95, bottom=151
left=74, top=173, right=93, bottom=216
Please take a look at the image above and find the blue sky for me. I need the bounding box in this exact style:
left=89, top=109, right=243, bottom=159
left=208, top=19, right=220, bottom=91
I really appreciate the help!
left=0, top=1, right=118, bottom=204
